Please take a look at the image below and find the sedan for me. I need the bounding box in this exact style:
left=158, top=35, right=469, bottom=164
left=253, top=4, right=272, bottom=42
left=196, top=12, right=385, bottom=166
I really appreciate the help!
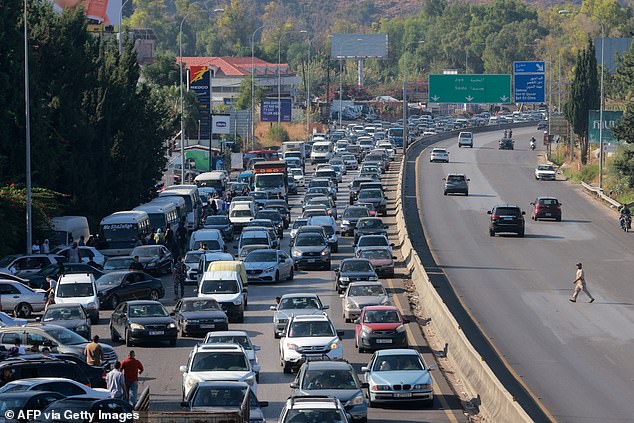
left=535, top=164, right=557, bottom=181
left=289, top=168, right=305, bottom=186
left=243, top=249, right=294, bottom=283
left=357, top=189, right=387, bottom=216
left=307, top=186, right=335, bottom=201
left=203, top=215, right=234, bottom=241
left=341, top=154, right=358, bottom=170
left=0, top=377, right=109, bottom=398
left=22, top=263, right=104, bottom=290
left=129, top=245, right=173, bottom=275
left=270, top=293, right=329, bottom=339
left=340, top=206, right=371, bottom=237
left=96, top=271, right=164, bottom=309
left=173, top=297, right=228, bottom=337
left=355, top=306, right=409, bottom=352
left=334, top=258, right=378, bottom=294
left=306, top=196, right=337, bottom=220
left=357, top=248, right=395, bottom=278
left=291, top=233, right=331, bottom=271
left=341, top=281, right=390, bottom=323
left=443, top=174, right=469, bottom=196
left=531, top=197, right=562, bottom=221
left=354, top=235, right=394, bottom=257
left=0, top=392, right=64, bottom=418
left=40, top=304, right=91, bottom=340
left=0, top=281, right=46, bottom=318
left=109, top=300, right=178, bottom=347
left=254, top=210, right=284, bottom=237
left=362, top=349, right=434, bottom=407
left=354, top=218, right=388, bottom=244
left=429, top=148, right=449, bottom=163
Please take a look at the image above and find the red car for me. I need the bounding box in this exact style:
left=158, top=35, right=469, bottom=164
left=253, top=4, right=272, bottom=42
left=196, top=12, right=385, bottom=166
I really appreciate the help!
left=530, top=197, right=562, bottom=221
left=355, top=305, right=409, bottom=353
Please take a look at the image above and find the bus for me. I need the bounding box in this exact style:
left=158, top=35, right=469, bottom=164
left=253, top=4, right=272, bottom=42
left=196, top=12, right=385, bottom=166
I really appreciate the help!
left=159, top=185, right=202, bottom=231
left=99, top=211, right=150, bottom=256
left=194, top=171, right=229, bottom=193
left=133, top=202, right=179, bottom=233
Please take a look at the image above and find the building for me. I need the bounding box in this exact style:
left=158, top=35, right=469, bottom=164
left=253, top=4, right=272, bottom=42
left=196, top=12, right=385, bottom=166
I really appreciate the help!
left=177, top=56, right=302, bottom=107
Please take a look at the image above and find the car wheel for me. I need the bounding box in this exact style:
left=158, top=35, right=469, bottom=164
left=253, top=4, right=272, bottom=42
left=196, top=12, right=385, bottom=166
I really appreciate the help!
left=556, top=216, right=562, bottom=222
left=110, top=325, right=120, bottom=343
left=274, top=271, right=280, bottom=284
left=288, top=268, right=294, bottom=281
left=15, top=303, right=32, bottom=318
left=125, top=329, right=133, bottom=347
left=150, top=289, right=160, bottom=301
left=518, top=230, right=525, bottom=238
left=294, top=263, right=299, bottom=271
left=489, top=229, right=495, bottom=237
left=333, top=244, right=338, bottom=253
left=443, top=191, right=447, bottom=196
left=169, top=338, right=177, bottom=347
left=109, top=295, right=119, bottom=310
left=283, top=360, right=292, bottom=374
left=236, top=312, right=244, bottom=323
left=464, top=191, right=469, bottom=196
left=534, top=216, right=539, bottom=221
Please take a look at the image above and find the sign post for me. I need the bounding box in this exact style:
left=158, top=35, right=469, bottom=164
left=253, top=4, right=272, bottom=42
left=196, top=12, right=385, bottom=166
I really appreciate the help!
left=513, top=61, right=545, bottom=103
left=428, top=74, right=511, bottom=103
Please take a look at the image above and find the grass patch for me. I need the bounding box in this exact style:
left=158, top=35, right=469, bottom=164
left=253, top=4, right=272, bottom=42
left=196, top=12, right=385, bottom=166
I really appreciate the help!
left=562, top=163, right=599, bottom=183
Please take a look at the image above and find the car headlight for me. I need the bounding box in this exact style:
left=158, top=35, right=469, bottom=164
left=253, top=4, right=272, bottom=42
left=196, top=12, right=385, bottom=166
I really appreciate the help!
left=396, top=324, right=405, bottom=333
left=345, top=302, right=356, bottom=310
left=369, top=276, right=378, bottom=281
left=86, top=302, right=97, bottom=310
left=371, top=384, right=391, bottom=391
left=380, top=297, right=389, bottom=305
left=168, top=323, right=177, bottom=329
left=287, top=343, right=299, bottom=351
left=347, top=392, right=365, bottom=406
left=362, top=325, right=372, bottom=334
left=329, top=341, right=339, bottom=350
left=321, top=249, right=329, bottom=256
left=233, top=298, right=243, bottom=305
left=263, top=266, right=275, bottom=272
left=76, top=325, right=89, bottom=332
left=130, top=323, right=145, bottom=330
left=186, top=377, right=198, bottom=389
left=292, top=250, right=301, bottom=257
left=339, top=276, right=350, bottom=282
left=342, top=220, right=351, bottom=225
left=414, top=383, right=432, bottom=390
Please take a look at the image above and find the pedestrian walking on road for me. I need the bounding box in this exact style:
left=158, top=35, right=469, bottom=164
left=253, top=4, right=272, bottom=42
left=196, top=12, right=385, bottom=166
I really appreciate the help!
left=121, top=350, right=144, bottom=406
left=173, top=257, right=186, bottom=300
left=106, top=361, right=127, bottom=401
left=68, top=242, right=81, bottom=263
left=84, top=335, right=104, bottom=366
left=570, top=262, right=595, bottom=303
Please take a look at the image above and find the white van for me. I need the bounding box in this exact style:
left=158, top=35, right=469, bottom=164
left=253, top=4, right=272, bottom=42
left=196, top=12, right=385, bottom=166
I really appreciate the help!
left=50, top=216, right=90, bottom=248
left=188, top=229, right=226, bottom=252
left=54, top=273, right=99, bottom=324
left=282, top=141, right=307, bottom=158
left=458, top=132, right=474, bottom=148
left=197, top=270, right=246, bottom=322
left=99, top=211, right=150, bottom=256
left=133, top=202, right=179, bottom=233
left=310, top=141, right=334, bottom=164
left=229, top=200, right=256, bottom=217
left=194, top=171, right=229, bottom=193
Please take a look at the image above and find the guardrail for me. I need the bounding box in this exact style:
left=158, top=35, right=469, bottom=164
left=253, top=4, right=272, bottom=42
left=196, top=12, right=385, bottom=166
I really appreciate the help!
left=580, top=181, right=623, bottom=210
left=395, top=123, right=537, bottom=422
left=135, top=386, right=150, bottom=411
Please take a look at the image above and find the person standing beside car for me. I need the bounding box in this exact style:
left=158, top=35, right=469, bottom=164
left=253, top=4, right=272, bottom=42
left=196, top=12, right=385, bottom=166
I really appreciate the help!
left=68, top=242, right=82, bottom=263
left=106, top=361, right=127, bottom=401
left=121, top=350, right=144, bottom=406
left=84, top=335, right=104, bottom=366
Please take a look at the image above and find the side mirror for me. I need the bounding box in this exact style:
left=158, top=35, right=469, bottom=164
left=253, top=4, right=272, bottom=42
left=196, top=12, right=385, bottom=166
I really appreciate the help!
left=269, top=305, right=277, bottom=311
left=361, top=382, right=369, bottom=389
left=253, top=345, right=261, bottom=351
left=403, top=319, right=410, bottom=324
left=361, top=366, right=369, bottom=373
left=336, top=330, right=344, bottom=339
left=333, top=266, right=340, bottom=273
left=179, top=365, right=187, bottom=373
left=169, top=312, right=176, bottom=317
left=487, top=210, right=492, bottom=215
left=259, top=401, right=269, bottom=408
left=322, top=305, right=329, bottom=310
left=180, top=401, right=189, bottom=408
left=522, top=211, right=526, bottom=215
left=289, top=382, right=299, bottom=389
left=390, top=243, right=395, bottom=247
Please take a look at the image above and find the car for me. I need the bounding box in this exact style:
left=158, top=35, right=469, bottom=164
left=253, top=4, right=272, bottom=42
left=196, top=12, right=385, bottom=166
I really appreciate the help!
left=254, top=209, right=284, bottom=237
left=290, top=218, right=310, bottom=244
left=0, top=280, right=46, bottom=317
left=357, top=248, right=395, bottom=278
left=488, top=204, right=526, bottom=237
left=250, top=191, right=270, bottom=209
left=203, top=331, right=262, bottom=381
left=180, top=381, right=268, bottom=420
left=537, top=120, right=548, bottom=130
left=263, top=200, right=292, bottom=228
left=109, top=300, right=178, bottom=347
left=307, top=186, right=335, bottom=202
left=354, top=235, right=394, bottom=256
left=498, top=137, right=514, bottom=150
left=96, top=271, right=164, bottom=310
left=0, top=325, right=117, bottom=365
left=0, top=377, right=109, bottom=398
left=51, top=246, right=106, bottom=267
left=291, top=233, right=331, bottom=271
left=102, top=257, right=134, bottom=274
left=202, top=215, right=234, bottom=241
left=244, top=249, right=294, bottom=283
left=0, top=391, right=65, bottom=418
left=0, top=255, right=62, bottom=277
left=42, top=353, right=108, bottom=388
left=355, top=306, right=409, bottom=352
left=302, top=207, right=328, bottom=219
left=535, top=164, right=557, bottom=180
left=341, top=154, right=358, bottom=170
left=129, top=245, right=173, bottom=275
left=243, top=226, right=279, bottom=250
left=288, top=175, right=299, bottom=194
left=279, top=314, right=344, bottom=374
left=173, top=297, right=228, bottom=337
left=238, top=230, right=273, bottom=256
left=334, top=259, right=378, bottom=294
left=39, top=304, right=91, bottom=340
left=0, top=312, right=27, bottom=328
left=307, top=216, right=338, bottom=253
left=290, top=359, right=368, bottom=423
left=429, top=148, right=449, bottom=163
left=443, top=174, right=470, bottom=196
left=354, top=202, right=377, bottom=217
left=340, top=206, right=371, bottom=237
left=197, top=269, right=247, bottom=323
left=308, top=178, right=337, bottom=199
left=290, top=168, right=305, bottom=186
left=531, top=197, right=562, bottom=221
left=21, top=262, right=104, bottom=291
left=278, top=395, right=350, bottom=423
left=457, top=131, right=473, bottom=148
left=341, top=282, right=389, bottom=323
left=356, top=189, right=387, bottom=217
left=305, top=197, right=337, bottom=220
left=179, top=343, right=257, bottom=399
left=362, top=349, right=434, bottom=407
left=376, top=142, right=395, bottom=160
left=183, top=251, right=205, bottom=284
left=353, top=218, right=387, bottom=244
left=39, top=397, right=134, bottom=422
left=53, top=273, right=99, bottom=324
left=270, top=293, right=329, bottom=339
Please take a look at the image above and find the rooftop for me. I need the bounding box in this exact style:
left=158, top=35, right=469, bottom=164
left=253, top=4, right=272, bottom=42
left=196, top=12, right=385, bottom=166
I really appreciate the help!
left=177, top=56, right=294, bottom=77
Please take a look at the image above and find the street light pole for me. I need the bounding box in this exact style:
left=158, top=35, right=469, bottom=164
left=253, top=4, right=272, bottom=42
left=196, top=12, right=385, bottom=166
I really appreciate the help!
left=251, top=24, right=273, bottom=149
left=306, top=38, right=312, bottom=138
left=118, top=0, right=130, bottom=53
left=24, top=0, right=32, bottom=254
left=278, top=30, right=307, bottom=125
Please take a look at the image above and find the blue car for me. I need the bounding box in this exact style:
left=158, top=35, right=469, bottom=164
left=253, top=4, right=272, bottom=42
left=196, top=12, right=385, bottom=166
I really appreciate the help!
left=361, top=349, right=434, bottom=407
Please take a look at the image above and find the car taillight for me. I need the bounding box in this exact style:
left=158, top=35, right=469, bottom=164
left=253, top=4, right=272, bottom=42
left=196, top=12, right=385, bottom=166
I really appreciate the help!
left=102, top=370, right=107, bottom=380
left=492, top=215, right=499, bottom=220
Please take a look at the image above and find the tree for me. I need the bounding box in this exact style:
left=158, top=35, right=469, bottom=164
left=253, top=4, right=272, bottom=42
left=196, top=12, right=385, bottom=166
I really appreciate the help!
left=234, top=76, right=265, bottom=110
left=565, top=38, right=599, bottom=164
left=613, top=104, right=634, bottom=143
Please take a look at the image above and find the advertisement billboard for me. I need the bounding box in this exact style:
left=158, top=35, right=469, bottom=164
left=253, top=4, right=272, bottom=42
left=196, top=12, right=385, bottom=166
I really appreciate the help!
left=588, top=110, right=623, bottom=144
left=261, top=98, right=292, bottom=122
left=188, top=66, right=212, bottom=140
left=330, top=34, right=388, bottom=59
left=212, top=115, right=231, bottom=135
left=50, top=0, right=122, bottom=29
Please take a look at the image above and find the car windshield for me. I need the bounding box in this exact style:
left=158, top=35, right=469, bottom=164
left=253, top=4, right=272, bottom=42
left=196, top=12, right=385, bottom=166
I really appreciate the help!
left=192, top=387, right=253, bottom=408
left=292, top=220, right=309, bottom=229
left=372, top=355, right=424, bottom=371
left=131, top=247, right=161, bottom=257
left=181, top=299, right=220, bottom=312
left=364, top=309, right=400, bottom=323
left=245, top=251, right=276, bottom=263
left=43, top=306, right=86, bottom=321
left=96, top=273, right=123, bottom=286
left=193, top=240, right=221, bottom=250
left=342, top=155, right=355, bottom=161
left=56, top=283, right=95, bottom=298
left=288, top=321, right=334, bottom=337
left=201, top=279, right=239, bottom=295
left=303, top=369, right=358, bottom=390
left=308, top=188, right=329, bottom=195
left=358, top=219, right=383, bottom=229
left=205, top=216, right=229, bottom=226
left=103, top=258, right=132, bottom=270
left=241, top=237, right=268, bottom=247
left=348, top=285, right=385, bottom=297
left=432, top=149, right=446, bottom=154
left=128, top=304, right=168, bottom=317
left=285, top=410, right=345, bottom=423
left=44, top=326, right=89, bottom=345
left=360, top=249, right=391, bottom=260
left=255, top=174, right=285, bottom=188
left=205, top=335, right=251, bottom=350
left=279, top=297, right=320, bottom=310
left=359, top=237, right=388, bottom=247
left=343, top=208, right=369, bottom=218
left=295, top=235, right=325, bottom=247
left=231, top=209, right=253, bottom=218
left=341, top=261, right=372, bottom=273
left=185, top=252, right=203, bottom=264
left=538, top=165, right=554, bottom=171
left=256, top=212, right=280, bottom=222
left=191, top=352, right=248, bottom=371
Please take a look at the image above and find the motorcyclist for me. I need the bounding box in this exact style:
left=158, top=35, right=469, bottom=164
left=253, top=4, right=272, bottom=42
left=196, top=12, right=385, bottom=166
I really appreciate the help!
left=530, top=136, right=536, bottom=150
left=620, top=205, right=631, bottom=229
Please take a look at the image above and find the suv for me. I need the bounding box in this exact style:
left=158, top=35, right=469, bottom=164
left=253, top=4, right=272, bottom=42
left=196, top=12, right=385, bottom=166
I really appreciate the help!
left=270, top=293, right=329, bottom=339
left=279, top=314, right=344, bottom=373
left=487, top=204, right=525, bottom=237
left=179, top=343, right=257, bottom=399
left=498, top=137, right=514, bottom=150
left=443, top=174, right=469, bottom=196
left=0, top=357, right=92, bottom=388
left=458, top=131, right=473, bottom=148
left=279, top=395, right=350, bottom=423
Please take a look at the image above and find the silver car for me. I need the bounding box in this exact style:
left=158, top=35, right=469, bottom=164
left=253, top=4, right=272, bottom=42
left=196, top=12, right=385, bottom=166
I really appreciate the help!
left=341, top=281, right=390, bottom=322
left=0, top=280, right=46, bottom=317
left=270, top=293, right=329, bottom=338
left=243, top=249, right=294, bottom=283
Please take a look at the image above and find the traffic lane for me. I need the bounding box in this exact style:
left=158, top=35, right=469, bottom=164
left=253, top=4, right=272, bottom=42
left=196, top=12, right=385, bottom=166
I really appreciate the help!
left=418, top=127, right=634, bottom=421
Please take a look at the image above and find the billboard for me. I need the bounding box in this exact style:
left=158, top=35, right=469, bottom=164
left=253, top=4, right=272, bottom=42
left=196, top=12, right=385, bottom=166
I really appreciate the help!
left=595, top=38, right=633, bottom=73
left=188, top=66, right=212, bottom=140
left=212, top=115, right=231, bottom=135
left=588, top=110, right=623, bottom=144
left=50, top=0, right=122, bottom=29
left=330, top=34, right=388, bottom=59
left=261, top=98, right=292, bottom=122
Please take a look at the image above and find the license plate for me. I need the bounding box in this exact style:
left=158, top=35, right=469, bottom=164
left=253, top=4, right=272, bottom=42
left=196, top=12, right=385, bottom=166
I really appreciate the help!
left=394, top=393, right=412, bottom=398
left=503, top=217, right=513, bottom=221
left=376, top=339, right=392, bottom=344
left=545, top=213, right=551, bottom=216
left=308, top=259, right=317, bottom=262
left=201, top=324, right=215, bottom=329
left=149, top=331, right=164, bottom=335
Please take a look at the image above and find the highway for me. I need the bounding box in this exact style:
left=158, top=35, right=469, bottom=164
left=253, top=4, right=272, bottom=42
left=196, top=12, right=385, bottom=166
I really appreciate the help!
left=413, top=126, right=634, bottom=422
left=90, top=154, right=467, bottom=423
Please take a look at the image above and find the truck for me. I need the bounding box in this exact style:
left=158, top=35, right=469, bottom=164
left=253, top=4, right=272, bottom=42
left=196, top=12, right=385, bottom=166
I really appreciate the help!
left=253, top=160, right=288, bottom=199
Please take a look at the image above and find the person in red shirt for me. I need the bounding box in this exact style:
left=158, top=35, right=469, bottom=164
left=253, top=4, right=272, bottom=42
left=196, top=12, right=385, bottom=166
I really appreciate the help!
left=120, top=350, right=144, bottom=405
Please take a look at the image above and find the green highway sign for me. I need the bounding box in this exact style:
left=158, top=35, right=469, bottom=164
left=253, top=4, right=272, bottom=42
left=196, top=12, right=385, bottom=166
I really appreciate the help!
left=429, top=74, right=511, bottom=103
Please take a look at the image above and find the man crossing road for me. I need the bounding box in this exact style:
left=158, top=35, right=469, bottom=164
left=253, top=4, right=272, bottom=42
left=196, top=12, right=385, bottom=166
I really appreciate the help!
left=570, top=262, right=595, bottom=303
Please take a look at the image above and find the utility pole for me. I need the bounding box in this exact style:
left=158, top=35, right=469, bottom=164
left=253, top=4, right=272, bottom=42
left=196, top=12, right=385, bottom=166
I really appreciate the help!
left=24, top=0, right=33, bottom=254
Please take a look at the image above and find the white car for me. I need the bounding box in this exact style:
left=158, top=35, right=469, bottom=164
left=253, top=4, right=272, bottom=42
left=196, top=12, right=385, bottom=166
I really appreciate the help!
left=422, top=131, right=437, bottom=136
left=0, top=280, right=46, bottom=317
left=289, top=168, right=305, bottom=186
left=51, top=246, right=106, bottom=267
left=535, top=164, right=557, bottom=181
left=0, top=254, right=60, bottom=276
left=458, top=131, right=473, bottom=148
left=376, top=143, right=395, bottom=160
left=429, top=148, right=449, bottom=163
left=341, top=154, right=358, bottom=170
left=180, top=343, right=257, bottom=398
left=279, top=314, right=343, bottom=373
left=0, top=377, right=109, bottom=398
left=203, top=331, right=262, bottom=381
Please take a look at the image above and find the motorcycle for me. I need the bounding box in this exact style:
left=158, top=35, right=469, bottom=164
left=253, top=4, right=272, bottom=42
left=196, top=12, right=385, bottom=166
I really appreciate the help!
left=530, top=141, right=536, bottom=151
left=620, top=214, right=631, bottom=232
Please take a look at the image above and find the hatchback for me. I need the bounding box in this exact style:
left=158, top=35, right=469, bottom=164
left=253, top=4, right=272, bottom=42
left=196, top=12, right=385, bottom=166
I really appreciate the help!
left=531, top=197, right=562, bottom=221
left=355, top=306, right=409, bottom=352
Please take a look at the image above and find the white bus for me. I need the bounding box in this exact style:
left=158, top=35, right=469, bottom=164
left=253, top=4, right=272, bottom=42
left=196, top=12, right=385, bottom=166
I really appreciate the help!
left=133, top=202, right=179, bottom=233
left=99, top=211, right=150, bottom=256
left=50, top=216, right=90, bottom=248
left=194, top=171, right=229, bottom=193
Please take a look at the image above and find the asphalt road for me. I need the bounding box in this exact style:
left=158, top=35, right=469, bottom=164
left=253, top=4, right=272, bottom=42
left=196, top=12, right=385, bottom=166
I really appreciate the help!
left=88, top=153, right=467, bottom=423
left=415, top=126, right=634, bottom=422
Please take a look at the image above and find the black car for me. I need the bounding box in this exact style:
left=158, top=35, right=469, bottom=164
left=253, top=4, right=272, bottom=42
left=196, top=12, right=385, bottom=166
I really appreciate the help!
left=498, top=137, right=514, bottom=150
left=22, top=263, right=104, bottom=290
left=255, top=209, right=284, bottom=237
left=340, top=206, right=371, bottom=237
left=0, top=391, right=65, bottom=419
left=109, top=300, right=178, bottom=347
left=263, top=200, right=291, bottom=228
left=353, top=218, right=388, bottom=243
left=334, top=258, right=378, bottom=293
left=96, top=271, right=164, bottom=309
left=443, top=174, right=470, bottom=196
left=40, top=304, right=91, bottom=340
left=129, top=245, right=173, bottom=275
left=39, top=397, right=134, bottom=423
left=488, top=204, right=525, bottom=237
left=203, top=215, right=234, bottom=241
left=349, top=178, right=374, bottom=204
left=173, top=297, right=229, bottom=337
left=0, top=357, right=92, bottom=387
left=49, top=353, right=107, bottom=388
